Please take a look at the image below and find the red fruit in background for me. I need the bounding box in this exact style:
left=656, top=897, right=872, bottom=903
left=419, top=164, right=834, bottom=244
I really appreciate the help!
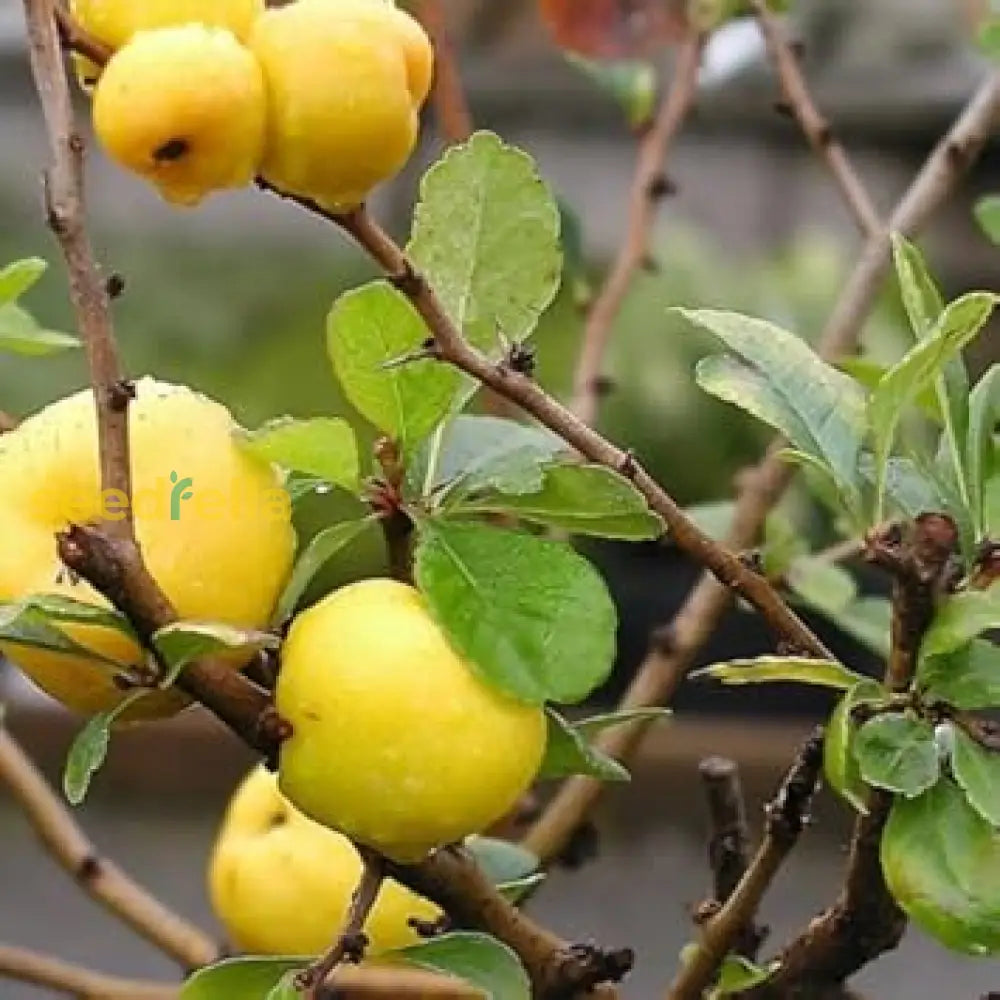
left=538, top=0, right=685, bottom=59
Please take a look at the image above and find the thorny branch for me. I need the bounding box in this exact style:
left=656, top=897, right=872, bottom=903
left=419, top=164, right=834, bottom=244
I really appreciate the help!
left=0, top=727, right=220, bottom=969
left=521, top=67, right=1000, bottom=866
left=571, top=31, right=704, bottom=426
left=743, top=515, right=961, bottom=998
left=666, top=729, right=824, bottom=1000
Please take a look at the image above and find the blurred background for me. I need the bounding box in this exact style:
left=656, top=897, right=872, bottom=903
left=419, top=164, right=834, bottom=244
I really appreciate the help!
left=1, top=0, right=999, bottom=996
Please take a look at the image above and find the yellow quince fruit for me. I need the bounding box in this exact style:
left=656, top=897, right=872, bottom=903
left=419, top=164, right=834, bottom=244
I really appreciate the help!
left=209, top=766, right=440, bottom=955
left=93, top=25, right=266, bottom=206
left=0, top=378, right=295, bottom=721
left=276, top=579, right=546, bottom=862
left=250, top=0, right=433, bottom=211
left=70, top=0, right=264, bottom=89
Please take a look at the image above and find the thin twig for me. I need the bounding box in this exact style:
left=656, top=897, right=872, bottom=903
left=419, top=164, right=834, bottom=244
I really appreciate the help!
left=571, top=32, right=703, bottom=426
left=0, top=409, right=17, bottom=432
left=0, top=944, right=176, bottom=1000
left=22, top=0, right=132, bottom=531
left=417, top=0, right=474, bottom=143
left=0, top=728, right=220, bottom=969
left=299, top=852, right=385, bottom=998
left=699, top=756, right=766, bottom=959
left=750, top=1, right=881, bottom=239
left=666, top=730, right=824, bottom=1000
left=53, top=2, right=112, bottom=66
left=520, top=68, right=1000, bottom=865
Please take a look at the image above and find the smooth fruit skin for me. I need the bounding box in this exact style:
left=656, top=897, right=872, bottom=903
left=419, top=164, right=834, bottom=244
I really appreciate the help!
left=209, top=767, right=439, bottom=955
left=93, top=26, right=266, bottom=206
left=277, top=579, right=546, bottom=862
left=70, top=0, right=265, bottom=89
left=250, top=0, right=430, bottom=211
left=0, top=378, right=295, bottom=720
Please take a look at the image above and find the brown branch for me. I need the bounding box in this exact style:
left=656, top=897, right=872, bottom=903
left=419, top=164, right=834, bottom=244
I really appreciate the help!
left=520, top=67, right=1000, bottom=865
left=389, top=845, right=631, bottom=999
left=0, top=409, right=17, bottom=432
left=324, top=205, right=831, bottom=662
left=0, top=944, right=176, bottom=1000
left=666, top=729, right=824, bottom=1000
left=571, top=32, right=703, bottom=426
left=750, top=1, right=880, bottom=239
left=745, top=516, right=961, bottom=997
left=53, top=2, right=112, bottom=66
left=699, top=756, right=766, bottom=959
left=300, top=852, right=385, bottom=998
left=417, top=0, right=474, bottom=143
left=22, top=0, right=131, bottom=531
left=0, top=727, right=220, bottom=969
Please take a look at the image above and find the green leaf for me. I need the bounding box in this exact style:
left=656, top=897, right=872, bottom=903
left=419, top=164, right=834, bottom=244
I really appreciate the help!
left=683, top=309, right=867, bottom=506
left=414, top=521, right=617, bottom=705
left=181, top=958, right=306, bottom=1000
left=328, top=281, right=459, bottom=455
left=919, top=640, right=1000, bottom=710
left=238, top=418, right=359, bottom=494
left=390, top=932, right=531, bottom=1000
left=496, top=873, right=546, bottom=903
left=0, top=257, right=46, bottom=305
left=824, top=679, right=885, bottom=813
left=573, top=707, right=672, bottom=737
left=538, top=708, right=668, bottom=782
left=465, top=837, right=539, bottom=886
left=151, top=622, right=279, bottom=688
left=0, top=601, right=127, bottom=668
left=787, top=558, right=857, bottom=613
left=891, top=235, right=971, bottom=522
left=415, top=415, right=566, bottom=500
left=858, top=453, right=945, bottom=521
left=456, top=464, right=664, bottom=540
left=408, top=131, right=562, bottom=356
left=922, top=583, right=1000, bottom=659
left=968, top=364, right=1000, bottom=538
left=692, top=656, right=865, bottom=691
left=852, top=713, right=940, bottom=798
left=882, top=777, right=1000, bottom=955
left=19, top=593, right=136, bottom=639
left=713, top=954, right=772, bottom=996
left=778, top=448, right=855, bottom=525
left=868, top=291, right=997, bottom=521
left=565, top=55, right=656, bottom=128
left=62, top=690, right=149, bottom=805
left=840, top=357, right=941, bottom=422
left=264, top=973, right=299, bottom=1000
left=0, top=303, right=79, bottom=356
left=974, top=194, right=1000, bottom=245
left=273, top=518, right=374, bottom=624
left=950, top=726, right=1000, bottom=827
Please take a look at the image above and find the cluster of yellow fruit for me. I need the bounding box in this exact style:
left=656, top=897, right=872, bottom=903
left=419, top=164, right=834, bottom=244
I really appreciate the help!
left=1, top=383, right=545, bottom=869
left=73, top=0, right=434, bottom=208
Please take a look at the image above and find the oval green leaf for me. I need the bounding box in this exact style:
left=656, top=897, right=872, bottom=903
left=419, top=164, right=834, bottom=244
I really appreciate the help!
left=414, top=521, right=617, bottom=705
left=882, top=777, right=1000, bottom=955
left=0, top=257, right=47, bottom=305
left=181, top=957, right=307, bottom=1000
left=852, top=713, right=940, bottom=798
left=151, top=621, right=279, bottom=688
left=950, top=726, right=1000, bottom=827
left=823, top=679, right=885, bottom=814
left=919, top=640, right=1000, bottom=711
left=922, top=583, right=1000, bottom=660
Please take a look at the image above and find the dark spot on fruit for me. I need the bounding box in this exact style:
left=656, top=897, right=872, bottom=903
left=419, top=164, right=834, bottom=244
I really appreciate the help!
left=266, top=809, right=287, bottom=831
left=153, top=137, right=189, bottom=162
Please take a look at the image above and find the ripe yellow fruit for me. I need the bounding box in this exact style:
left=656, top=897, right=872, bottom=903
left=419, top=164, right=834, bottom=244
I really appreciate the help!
left=93, top=25, right=266, bottom=206
left=250, top=0, right=433, bottom=211
left=209, top=766, right=440, bottom=955
left=70, top=0, right=264, bottom=89
left=276, top=579, right=546, bottom=862
left=0, top=378, right=295, bottom=721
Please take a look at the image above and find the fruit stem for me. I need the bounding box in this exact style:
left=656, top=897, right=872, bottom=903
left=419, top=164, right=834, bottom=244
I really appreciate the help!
left=296, top=850, right=385, bottom=998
